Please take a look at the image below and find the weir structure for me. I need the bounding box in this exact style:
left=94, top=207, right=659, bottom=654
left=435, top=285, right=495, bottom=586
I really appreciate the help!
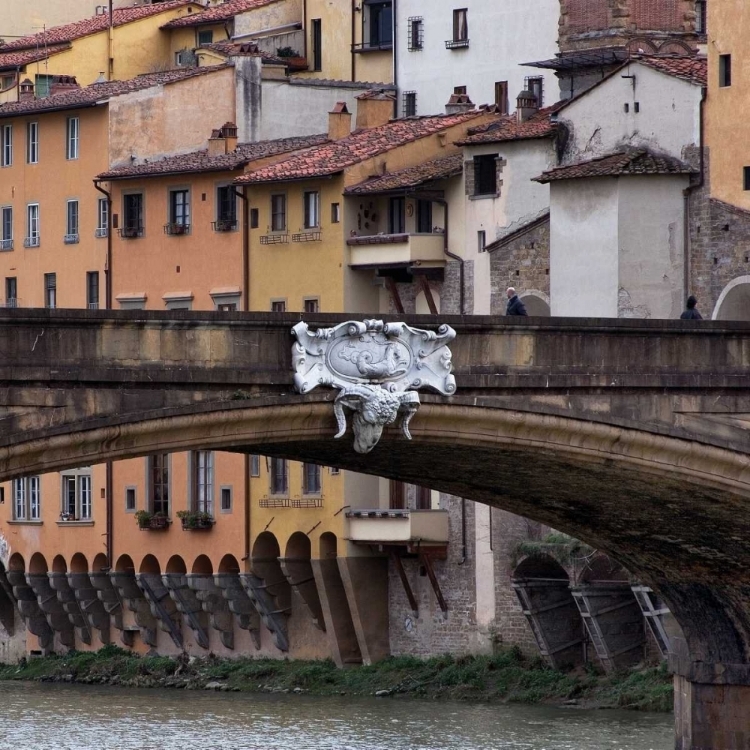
left=1, top=309, right=750, bottom=748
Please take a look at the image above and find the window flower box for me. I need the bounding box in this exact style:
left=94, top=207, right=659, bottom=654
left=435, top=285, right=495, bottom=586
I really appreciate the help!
left=135, top=510, right=169, bottom=530
left=176, top=510, right=215, bottom=530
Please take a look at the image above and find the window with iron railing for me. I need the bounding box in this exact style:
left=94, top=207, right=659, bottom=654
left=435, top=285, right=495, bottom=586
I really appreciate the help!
left=25, top=203, right=39, bottom=247
left=96, top=197, right=108, bottom=238
left=407, top=16, right=423, bottom=51
left=166, top=189, right=190, bottom=235
left=44, top=272, right=56, bottom=309
left=148, top=453, right=170, bottom=516
left=214, top=185, right=237, bottom=232
left=65, top=199, right=79, bottom=244
left=122, top=193, right=144, bottom=238
left=66, top=116, right=79, bottom=160
left=5, top=276, right=17, bottom=308
left=1, top=124, right=12, bottom=167
left=87, top=271, right=99, bottom=310
left=192, top=450, right=214, bottom=516
left=26, top=121, right=38, bottom=164
left=447, top=8, right=469, bottom=48
left=60, top=469, right=92, bottom=521
left=1, top=206, right=12, bottom=251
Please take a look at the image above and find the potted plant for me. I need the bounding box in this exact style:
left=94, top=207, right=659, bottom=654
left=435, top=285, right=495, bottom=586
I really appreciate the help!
left=177, top=510, right=215, bottom=530
left=135, top=510, right=169, bottom=530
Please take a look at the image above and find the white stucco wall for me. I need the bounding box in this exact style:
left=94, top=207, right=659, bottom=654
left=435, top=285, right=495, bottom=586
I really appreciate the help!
left=558, top=62, right=702, bottom=164
left=617, top=176, right=688, bottom=319
left=396, top=0, right=558, bottom=117
left=550, top=178, right=620, bottom=317
left=463, top=139, right=553, bottom=314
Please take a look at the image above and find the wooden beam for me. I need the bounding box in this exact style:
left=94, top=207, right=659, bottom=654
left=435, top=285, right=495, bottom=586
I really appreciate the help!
left=419, top=552, right=447, bottom=613
left=385, top=276, right=405, bottom=314
left=417, top=275, right=438, bottom=315
left=390, top=548, right=418, bottom=614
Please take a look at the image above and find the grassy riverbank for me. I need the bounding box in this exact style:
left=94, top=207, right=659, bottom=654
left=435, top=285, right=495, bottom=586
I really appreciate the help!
left=0, top=646, right=673, bottom=712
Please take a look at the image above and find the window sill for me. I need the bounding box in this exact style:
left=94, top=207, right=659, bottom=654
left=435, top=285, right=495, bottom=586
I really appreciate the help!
left=469, top=193, right=500, bottom=201
left=7, top=520, right=43, bottom=525
left=56, top=520, right=94, bottom=527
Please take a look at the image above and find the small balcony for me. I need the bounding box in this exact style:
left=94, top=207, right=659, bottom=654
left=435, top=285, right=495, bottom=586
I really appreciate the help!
left=346, top=508, right=449, bottom=548
left=2, top=298, right=19, bottom=308
left=445, top=38, right=469, bottom=49
left=94, top=227, right=108, bottom=238
left=0, top=238, right=13, bottom=251
left=23, top=236, right=40, bottom=248
left=164, top=222, right=190, bottom=236
left=351, top=41, right=393, bottom=53
left=347, top=233, right=446, bottom=270
left=212, top=219, right=237, bottom=233
left=118, top=226, right=143, bottom=239
left=64, top=233, right=79, bottom=244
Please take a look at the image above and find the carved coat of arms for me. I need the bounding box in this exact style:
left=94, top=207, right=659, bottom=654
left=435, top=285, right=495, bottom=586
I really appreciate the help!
left=292, top=320, right=456, bottom=453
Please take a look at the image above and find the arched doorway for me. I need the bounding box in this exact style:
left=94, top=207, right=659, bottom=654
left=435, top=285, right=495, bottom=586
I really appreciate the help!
left=520, top=291, right=550, bottom=317
left=712, top=277, right=750, bottom=320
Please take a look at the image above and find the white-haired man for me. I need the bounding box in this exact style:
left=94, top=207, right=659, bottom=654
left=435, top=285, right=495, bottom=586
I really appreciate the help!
left=506, top=287, right=528, bottom=316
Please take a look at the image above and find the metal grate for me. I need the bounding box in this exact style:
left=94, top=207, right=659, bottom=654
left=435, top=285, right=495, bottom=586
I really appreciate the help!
left=291, top=231, right=321, bottom=243
left=63, top=233, right=79, bottom=244
left=0, top=239, right=13, bottom=251
left=402, top=91, right=417, bottom=117
left=94, top=228, right=108, bottom=238
left=291, top=497, right=323, bottom=508
left=445, top=38, right=469, bottom=50
left=259, top=496, right=290, bottom=508
left=23, top=236, right=40, bottom=248
left=260, top=234, right=289, bottom=245
left=407, top=17, right=423, bottom=51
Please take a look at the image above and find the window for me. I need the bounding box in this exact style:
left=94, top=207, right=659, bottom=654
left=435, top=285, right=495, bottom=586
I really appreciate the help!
left=389, top=196, right=405, bottom=234
left=216, top=185, right=237, bottom=230
left=96, top=197, right=109, bottom=238
left=122, top=193, right=144, bottom=237
left=66, top=117, right=79, bottom=160
left=304, top=297, right=319, bottom=313
left=416, top=486, right=431, bottom=510
left=403, top=91, right=417, bottom=117
left=0, top=74, right=14, bottom=91
left=331, top=203, right=340, bottom=223
left=192, top=450, right=214, bottom=516
left=365, top=0, right=393, bottom=48
left=696, top=0, right=707, bottom=34
left=303, top=463, right=321, bottom=495
left=87, top=271, right=99, bottom=310
left=478, top=230, right=486, bottom=253
left=44, top=273, right=56, bottom=309
left=25, top=203, right=40, bottom=247
left=197, top=29, right=214, bottom=45
left=454, top=85, right=467, bottom=95
left=250, top=455, right=260, bottom=477
left=1, top=206, right=12, bottom=251
left=525, top=76, right=544, bottom=107
left=5, top=277, right=17, bottom=308
left=271, top=194, right=286, bottom=231
left=329, top=466, right=340, bottom=476
left=34, top=74, right=52, bottom=97
left=220, top=486, right=233, bottom=512
left=408, top=16, right=423, bottom=50
left=217, top=302, right=237, bottom=312
left=303, top=191, right=320, bottom=228
left=449, top=8, right=468, bottom=46
left=65, top=199, right=79, bottom=243
left=61, top=469, right=92, bottom=520
left=271, top=300, right=286, bottom=312
left=26, top=121, right=38, bottom=164
left=125, top=487, right=136, bottom=512
left=250, top=207, right=259, bottom=228
left=495, top=81, right=509, bottom=115
left=1, top=124, right=11, bottom=167
left=270, top=457, right=288, bottom=495
left=416, top=200, right=432, bottom=233
left=389, top=480, right=405, bottom=510
left=148, top=453, right=170, bottom=516
left=12, top=476, right=40, bottom=520
left=720, top=54, right=732, bottom=87
left=474, top=154, right=498, bottom=196
left=311, top=19, right=322, bottom=71
left=168, top=189, right=190, bottom=233
left=743, top=167, right=750, bottom=191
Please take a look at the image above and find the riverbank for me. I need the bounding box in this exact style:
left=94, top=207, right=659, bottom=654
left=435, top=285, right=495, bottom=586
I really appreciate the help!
left=0, top=646, right=673, bottom=712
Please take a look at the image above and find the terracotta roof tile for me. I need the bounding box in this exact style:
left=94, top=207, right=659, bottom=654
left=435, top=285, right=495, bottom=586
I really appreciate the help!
left=633, top=54, right=707, bottom=86
left=236, top=110, right=484, bottom=184
left=456, top=104, right=562, bottom=146
left=0, top=44, right=71, bottom=71
left=0, top=1, right=198, bottom=51
left=0, top=65, right=228, bottom=119
left=97, top=133, right=329, bottom=179
left=344, top=154, right=463, bottom=195
left=197, top=40, right=303, bottom=67
left=533, top=148, right=696, bottom=184
left=162, top=0, right=281, bottom=27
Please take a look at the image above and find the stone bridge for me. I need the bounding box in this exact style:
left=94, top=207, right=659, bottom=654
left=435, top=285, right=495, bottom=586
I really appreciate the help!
left=2, top=308, right=750, bottom=749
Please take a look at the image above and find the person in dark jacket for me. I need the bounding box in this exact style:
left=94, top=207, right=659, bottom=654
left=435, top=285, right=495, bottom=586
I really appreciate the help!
left=680, top=295, right=703, bottom=320
left=506, top=287, right=528, bottom=316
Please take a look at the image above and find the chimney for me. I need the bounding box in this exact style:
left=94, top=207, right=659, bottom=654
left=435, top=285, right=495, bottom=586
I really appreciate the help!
left=355, top=89, right=395, bottom=130
left=49, top=75, right=80, bottom=97
left=516, top=89, right=539, bottom=123
left=220, top=121, right=238, bottom=151
left=18, top=78, right=34, bottom=102
left=207, top=129, right=225, bottom=157
left=328, top=102, right=352, bottom=140
left=445, top=93, right=474, bottom=115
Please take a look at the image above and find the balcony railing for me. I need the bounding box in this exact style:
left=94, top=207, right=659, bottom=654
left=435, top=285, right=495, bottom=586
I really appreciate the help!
left=292, top=230, right=321, bottom=243
left=260, top=233, right=289, bottom=245
left=291, top=496, right=323, bottom=508
left=87, top=302, right=99, bottom=310
left=0, top=238, right=13, bottom=251
left=212, top=219, right=238, bottom=233
left=164, top=222, right=190, bottom=236
left=445, top=38, right=469, bottom=49
left=118, top=226, right=143, bottom=239
left=347, top=232, right=446, bottom=269
left=351, top=41, right=393, bottom=53
left=64, top=233, right=79, bottom=244
left=259, top=496, right=290, bottom=508
left=2, top=298, right=19, bottom=308
left=94, top=227, right=108, bottom=238
left=23, top=236, right=40, bottom=248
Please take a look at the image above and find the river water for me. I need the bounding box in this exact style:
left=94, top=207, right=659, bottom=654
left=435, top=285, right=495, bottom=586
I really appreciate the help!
left=0, top=682, right=673, bottom=750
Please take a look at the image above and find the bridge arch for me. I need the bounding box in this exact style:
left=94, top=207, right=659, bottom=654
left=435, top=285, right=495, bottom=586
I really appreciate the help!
left=192, top=555, right=213, bottom=576
left=140, top=555, right=161, bottom=575
left=51, top=555, right=67, bottom=574
left=29, top=553, right=48, bottom=575
left=218, top=554, right=240, bottom=574
left=166, top=556, right=187, bottom=575
left=70, top=553, right=89, bottom=574
left=91, top=553, right=108, bottom=572
left=115, top=554, right=135, bottom=573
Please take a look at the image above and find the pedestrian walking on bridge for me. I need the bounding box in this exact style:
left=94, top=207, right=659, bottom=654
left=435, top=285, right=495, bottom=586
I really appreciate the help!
left=680, top=295, right=703, bottom=320
left=506, top=287, right=528, bottom=316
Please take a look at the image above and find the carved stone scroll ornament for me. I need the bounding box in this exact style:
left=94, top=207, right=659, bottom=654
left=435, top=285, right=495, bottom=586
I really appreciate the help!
left=292, top=320, right=456, bottom=453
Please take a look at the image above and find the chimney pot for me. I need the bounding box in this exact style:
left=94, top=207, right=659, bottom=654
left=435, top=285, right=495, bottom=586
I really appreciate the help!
left=445, top=93, right=474, bottom=115
left=328, top=102, right=352, bottom=140
left=516, top=90, right=539, bottom=123
left=355, top=89, right=396, bottom=129
left=18, top=78, right=34, bottom=101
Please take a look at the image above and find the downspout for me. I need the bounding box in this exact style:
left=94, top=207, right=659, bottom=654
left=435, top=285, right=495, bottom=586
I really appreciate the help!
left=392, top=0, right=397, bottom=118
left=435, top=198, right=464, bottom=314
left=682, top=85, right=707, bottom=302
left=233, top=186, right=250, bottom=311
left=302, top=0, right=308, bottom=60
left=108, top=0, right=114, bottom=80
left=458, top=499, right=467, bottom=565
left=93, top=180, right=113, bottom=309
left=351, top=0, right=356, bottom=82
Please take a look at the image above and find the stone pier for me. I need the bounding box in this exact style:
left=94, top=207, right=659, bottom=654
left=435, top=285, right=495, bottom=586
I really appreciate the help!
left=187, top=574, right=236, bottom=650
left=162, top=573, right=209, bottom=649
left=214, top=572, right=261, bottom=649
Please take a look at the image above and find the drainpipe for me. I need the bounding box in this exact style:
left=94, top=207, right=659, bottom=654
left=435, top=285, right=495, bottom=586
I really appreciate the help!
left=458, top=499, right=467, bottom=565
left=682, top=85, right=707, bottom=303
left=93, top=180, right=113, bottom=309
left=351, top=0, right=356, bottom=82
left=435, top=198, right=464, bottom=314
left=392, top=0, right=397, bottom=118
left=108, top=0, right=114, bottom=80
left=302, top=0, right=308, bottom=60
left=233, top=186, right=250, bottom=311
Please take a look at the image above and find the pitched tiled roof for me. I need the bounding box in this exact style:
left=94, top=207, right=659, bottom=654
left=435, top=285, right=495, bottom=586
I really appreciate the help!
left=533, top=148, right=696, bottom=184
left=236, top=110, right=485, bottom=184
left=162, top=0, right=282, bottom=27
left=97, top=133, right=329, bottom=179
left=0, top=1, right=198, bottom=51
left=455, top=104, right=561, bottom=146
left=0, top=65, right=228, bottom=119
left=197, top=40, right=299, bottom=67
left=0, top=44, right=71, bottom=71
left=345, top=154, right=463, bottom=195
left=634, top=54, right=707, bottom=86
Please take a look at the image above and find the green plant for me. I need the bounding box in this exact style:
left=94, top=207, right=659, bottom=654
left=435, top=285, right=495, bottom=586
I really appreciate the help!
left=134, top=510, right=152, bottom=527
left=176, top=510, right=214, bottom=529
left=276, top=46, right=300, bottom=57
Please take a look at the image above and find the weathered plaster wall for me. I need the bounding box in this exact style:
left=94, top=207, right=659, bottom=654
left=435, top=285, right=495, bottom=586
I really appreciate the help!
left=233, top=0, right=302, bottom=38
